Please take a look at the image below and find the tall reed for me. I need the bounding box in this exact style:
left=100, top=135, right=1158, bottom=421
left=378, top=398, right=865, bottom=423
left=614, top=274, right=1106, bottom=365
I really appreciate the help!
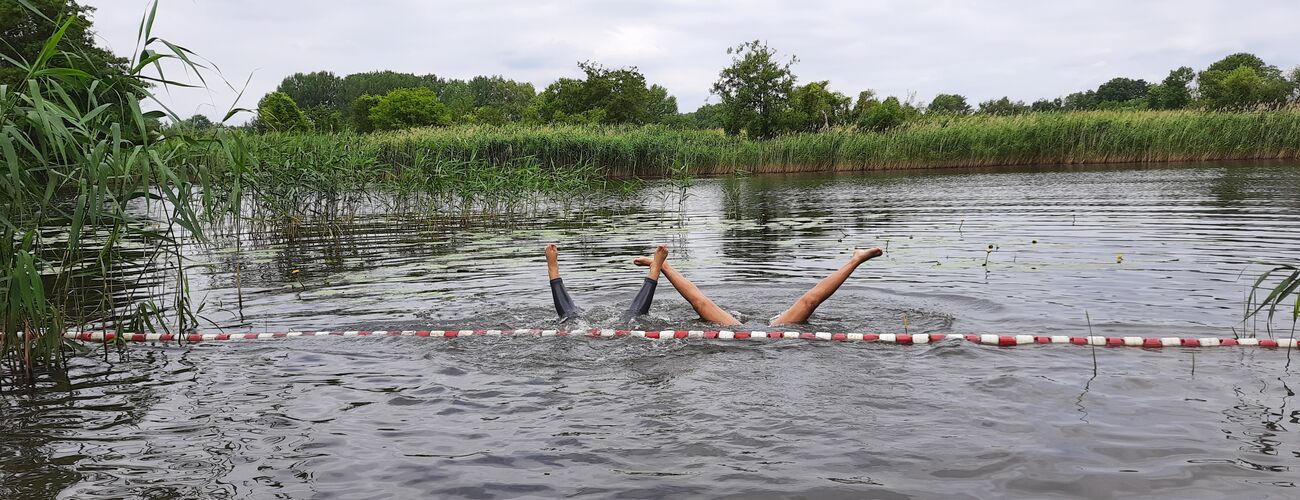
left=0, top=2, right=248, bottom=388
left=232, top=110, right=1300, bottom=179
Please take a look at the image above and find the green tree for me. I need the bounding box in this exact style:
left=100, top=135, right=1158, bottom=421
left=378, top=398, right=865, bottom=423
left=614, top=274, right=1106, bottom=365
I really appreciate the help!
left=276, top=70, right=344, bottom=109
left=1062, top=91, right=1098, bottom=111
left=257, top=91, right=312, bottom=132
left=466, top=75, right=536, bottom=122
left=849, top=90, right=880, bottom=122
left=526, top=62, right=676, bottom=125
left=858, top=96, right=908, bottom=132
left=369, top=87, right=451, bottom=130
left=927, top=93, right=972, bottom=115
left=179, top=114, right=214, bottom=130
left=579, top=61, right=676, bottom=124
left=1031, top=98, right=1063, bottom=112
left=644, top=84, right=679, bottom=123
left=683, top=102, right=725, bottom=129
left=788, top=81, right=851, bottom=131
left=305, top=106, right=346, bottom=133
left=711, top=40, right=798, bottom=138
left=1148, top=67, right=1195, bottom=109
left=1095, top=77, right=1150, bottom=105
left=977, top=97, right=1029, bottom=115
left=351, top=94, right=382, bottom=132
left=340, top=70, right=443, bottom=106
left=1289, top=66, right=1300, bottom=103
left=1, top=0, right=144, bottom=110
left=1197, top=53, right=1292, bottom=109
left=581, top=62, right=648, bottom=123
left=438, top=80, right=476, bottom=122
left=527, top=77, right=598, bottom=124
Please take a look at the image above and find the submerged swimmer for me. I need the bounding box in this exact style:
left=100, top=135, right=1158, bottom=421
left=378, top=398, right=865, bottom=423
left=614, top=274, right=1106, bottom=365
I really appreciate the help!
left=631, top=247, right=884, bottom=326
left=546, top=243, right=668, bottom=322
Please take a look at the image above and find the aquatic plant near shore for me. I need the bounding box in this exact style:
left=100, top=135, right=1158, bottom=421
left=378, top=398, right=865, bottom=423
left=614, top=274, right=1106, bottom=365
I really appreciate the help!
left=1, top=2, right=248, bottom=388
left=218, top=135, right=617, bottom=226
left=227, top=109, right=1300, bottom=179
left=1244, top=264, right=1300, bottom=338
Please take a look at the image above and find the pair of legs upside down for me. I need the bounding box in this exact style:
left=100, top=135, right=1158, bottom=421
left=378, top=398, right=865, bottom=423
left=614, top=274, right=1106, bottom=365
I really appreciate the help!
left=546, top=243, right=884, bottom=327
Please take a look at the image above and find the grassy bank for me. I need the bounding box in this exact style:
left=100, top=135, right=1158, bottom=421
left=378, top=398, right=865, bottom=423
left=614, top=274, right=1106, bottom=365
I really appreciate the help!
left=235, top=109, right=1300, bottom=178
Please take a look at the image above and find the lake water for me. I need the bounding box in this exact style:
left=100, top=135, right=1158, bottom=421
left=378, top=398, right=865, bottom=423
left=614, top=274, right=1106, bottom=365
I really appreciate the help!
left=3, top=162, right=1300, bottom=498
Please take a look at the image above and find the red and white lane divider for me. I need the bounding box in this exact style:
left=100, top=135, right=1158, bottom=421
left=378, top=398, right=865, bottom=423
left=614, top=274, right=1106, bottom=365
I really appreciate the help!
left=62, top=330, right=1298, bottom=348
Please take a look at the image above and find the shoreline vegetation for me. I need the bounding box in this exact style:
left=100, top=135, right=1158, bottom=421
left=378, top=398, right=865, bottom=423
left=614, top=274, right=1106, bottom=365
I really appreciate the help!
left=232, top=109, right=1300, bottom=180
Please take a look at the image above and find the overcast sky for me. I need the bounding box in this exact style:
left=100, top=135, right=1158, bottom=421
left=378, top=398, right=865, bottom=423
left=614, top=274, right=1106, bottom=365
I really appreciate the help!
left=82, top=0, right=1300, bottom=123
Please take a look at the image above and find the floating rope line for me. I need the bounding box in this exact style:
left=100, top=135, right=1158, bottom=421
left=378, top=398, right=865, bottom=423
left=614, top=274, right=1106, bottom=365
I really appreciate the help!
left=62, top=330, right=1298, bottom=348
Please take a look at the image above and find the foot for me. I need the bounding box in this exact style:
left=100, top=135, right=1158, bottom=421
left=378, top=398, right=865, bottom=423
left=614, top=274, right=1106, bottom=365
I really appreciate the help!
left=546, top=244, right=560, bottom=280
left=632, top=256, right=652, bottom=266
left=853, top=247, right=884, bottom=263
left=647, top=244, right=668, bottom=280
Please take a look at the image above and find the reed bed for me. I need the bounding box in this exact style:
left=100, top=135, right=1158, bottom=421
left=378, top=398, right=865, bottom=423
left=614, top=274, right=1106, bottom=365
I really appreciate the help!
left=234, top=110, right=1300, bottom=178
left=216, top=137, right=622, bottom=225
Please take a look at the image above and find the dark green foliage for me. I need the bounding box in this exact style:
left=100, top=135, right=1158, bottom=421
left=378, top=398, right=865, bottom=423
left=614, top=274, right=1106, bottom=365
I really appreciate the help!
left=712, top=40, right=798, bottom=138
left=526, top=77, right=595, bottom=124
left=849, top=90, right=880, bottom=123
left=858, top=96, right=908, bottom=131
left=1031, top=98, right=1063, bottom=112
left=252, top=49, right=1300, bottom=136
left=173, top=114, right=216, bottom=132
left=526, top=62, right=676, bottom=125
left=1148, top=67, right=1195, bottom=109
left=1, top=0, right=144, bottom=111
left=1095, top=77, right=1150, bottom=105
left=369, top=87, right=451, bottom=130
left=644, top=84, right=679, bottom=123
left=1062, top=91, right=1098, bottom=111
left=340, top=70, right=442, bottom=105
left=977, top=97, right=1029, bottom=115
left=276, top=71, right=344, bottom=108
left=258, top=91, right=312, bottom=132
left=575, top=62, right=667, bottom=124
left=270, top=71, right=536, bottom=130
left=439, top=80, right=476, bottom=122
left=1197, top=53, right=1293, bottom=109
left=788, top=80, right=851, bottom=131
left=305, top=105, right=346, bottom=133
left=927, top=93, right=972, bottom=115
left=466, top=75, right=535, bottom=123
left=351, top=94, right=382, bottom=132
left=682, top=102, right=725, bottom=129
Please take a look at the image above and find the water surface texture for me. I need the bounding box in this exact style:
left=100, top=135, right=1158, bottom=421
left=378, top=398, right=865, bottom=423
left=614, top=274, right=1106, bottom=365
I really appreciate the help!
left=4, top=162, right=1300, bottom=498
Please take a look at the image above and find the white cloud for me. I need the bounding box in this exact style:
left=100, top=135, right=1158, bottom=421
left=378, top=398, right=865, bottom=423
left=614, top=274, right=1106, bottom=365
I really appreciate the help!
left=79, top=0, right=1300, bottom=123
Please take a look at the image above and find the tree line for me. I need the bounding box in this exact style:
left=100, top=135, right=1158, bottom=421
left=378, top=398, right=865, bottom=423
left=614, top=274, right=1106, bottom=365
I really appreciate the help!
left=5, top=1, right=1298, bottom=139
left=247, top=63, right=679, bottom=134
left=230, top=43, right=1300, bottom=138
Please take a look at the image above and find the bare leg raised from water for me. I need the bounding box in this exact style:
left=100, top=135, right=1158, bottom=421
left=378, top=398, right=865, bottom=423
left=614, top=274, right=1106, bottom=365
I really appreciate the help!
left=633, top=258, right=741, bottom=326
left=646, top=245, right=667, bottom=281
left=546, top=244, right=580, bottom=320
left=769, top=247, right=883, bottom=326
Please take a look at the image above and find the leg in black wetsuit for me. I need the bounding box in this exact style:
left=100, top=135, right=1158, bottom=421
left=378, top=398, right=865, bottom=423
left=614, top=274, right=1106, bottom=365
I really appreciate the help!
left=546, top=244, right=581, bottom=321
left=546, top=244, right=669, bottom=322
left=621, top=244, right=668, bottom=321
